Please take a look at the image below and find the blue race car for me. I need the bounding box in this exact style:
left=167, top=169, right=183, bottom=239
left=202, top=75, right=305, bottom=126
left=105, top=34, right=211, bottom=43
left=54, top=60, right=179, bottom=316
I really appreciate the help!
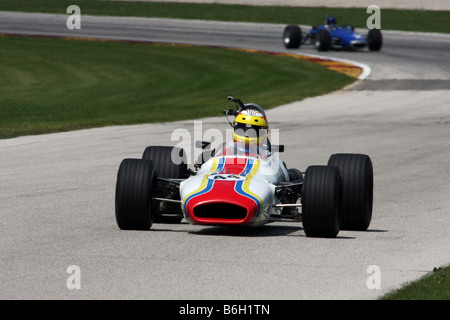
left=283, top=15, right=382, bottom=51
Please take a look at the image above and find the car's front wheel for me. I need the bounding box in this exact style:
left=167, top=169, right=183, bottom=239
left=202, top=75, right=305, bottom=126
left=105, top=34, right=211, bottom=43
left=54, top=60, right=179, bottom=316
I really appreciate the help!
left=115, top=159, right=156, bottom=230
left=328, top=153, right=373, bottom=231
left=283, top=25, right=302, bottom=49
left=302, top=165, right=342, bottom=238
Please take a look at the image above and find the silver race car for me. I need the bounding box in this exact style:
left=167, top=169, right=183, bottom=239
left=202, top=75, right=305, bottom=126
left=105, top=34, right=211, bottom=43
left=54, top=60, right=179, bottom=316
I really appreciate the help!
left=115, top=97, right=373, bottom=238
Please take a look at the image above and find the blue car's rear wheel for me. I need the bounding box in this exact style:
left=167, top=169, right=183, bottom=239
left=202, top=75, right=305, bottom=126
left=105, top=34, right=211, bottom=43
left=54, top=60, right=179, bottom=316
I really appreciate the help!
left=315, top=29, right=331, bottom=51
left=367, top=29, right=382, bottom=51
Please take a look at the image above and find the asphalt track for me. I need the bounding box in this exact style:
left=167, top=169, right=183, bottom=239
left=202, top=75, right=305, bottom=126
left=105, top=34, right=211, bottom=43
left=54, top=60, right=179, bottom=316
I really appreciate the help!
left=117, top=0, right=450, bottom=11
left=1, top=11, right=450, bottom=300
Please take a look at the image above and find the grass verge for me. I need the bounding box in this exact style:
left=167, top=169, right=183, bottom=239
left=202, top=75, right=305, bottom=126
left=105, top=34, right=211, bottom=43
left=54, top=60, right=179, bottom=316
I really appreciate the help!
left=0, top=35, right=353, bottom=139
left=380, top=265, right=450, bottom=300
left=0, top=0, right=449, bottom=34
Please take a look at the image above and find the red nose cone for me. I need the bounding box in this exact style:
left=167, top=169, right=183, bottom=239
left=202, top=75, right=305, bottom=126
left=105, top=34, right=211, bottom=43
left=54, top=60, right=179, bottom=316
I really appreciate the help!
left=186, top=181, right=259, bottom=225
left=183, top=157, right=262, bottom=226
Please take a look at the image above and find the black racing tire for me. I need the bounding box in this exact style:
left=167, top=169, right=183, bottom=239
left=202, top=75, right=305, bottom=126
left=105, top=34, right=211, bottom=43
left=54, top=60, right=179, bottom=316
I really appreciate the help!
left=367, top=29, right=382, bottom=51
left=302, top=166, right=342, bottom=238
left=315, top=29, right=331, bottom=51
left=283, top=25, right=302, bottom=49
left=288, top=168, right=303, bottom=182
left=287, top=168, right=303, bottom=195
left=142, top=146, right=187, bottom=178
left=115, top=159, right=156, bottom=230
left=328, top=154, right=373, bottom=231
left=142, top=146, right=186, bottom=223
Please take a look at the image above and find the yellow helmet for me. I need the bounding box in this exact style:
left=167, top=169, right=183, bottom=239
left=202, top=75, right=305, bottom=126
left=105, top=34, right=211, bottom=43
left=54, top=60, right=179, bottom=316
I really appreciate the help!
left=232, top=106, right=269, bottom=146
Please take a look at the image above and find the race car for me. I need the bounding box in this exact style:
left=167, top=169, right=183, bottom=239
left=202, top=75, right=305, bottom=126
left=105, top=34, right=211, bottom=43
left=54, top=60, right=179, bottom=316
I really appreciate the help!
left=115, top=96, right=374, bottom=238
left=283, top=15, right=382, bottom=51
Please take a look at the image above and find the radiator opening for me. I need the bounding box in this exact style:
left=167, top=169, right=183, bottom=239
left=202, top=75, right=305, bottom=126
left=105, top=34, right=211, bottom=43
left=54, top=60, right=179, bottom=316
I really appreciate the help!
left=194, top=203, right=247, bottom=220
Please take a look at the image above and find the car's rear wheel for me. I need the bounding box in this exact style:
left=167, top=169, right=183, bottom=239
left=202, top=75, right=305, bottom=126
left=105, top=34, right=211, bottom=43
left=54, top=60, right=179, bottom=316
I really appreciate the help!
left=142, top=146, right=186, bottom=223
left=327, top=154, right=373, bottom=230
left=142, top=146, right=187, bottom=178
left=115, top=159, right=156, bottom=230
left=367, top=29, right=382, bottom=51
left=287, top=168, right=303, bottom=194
left=283, top=25, right=302, bottom=49
left=315, top=29, right=331, bottom=51
left=302, top=166, right=342, bottom=238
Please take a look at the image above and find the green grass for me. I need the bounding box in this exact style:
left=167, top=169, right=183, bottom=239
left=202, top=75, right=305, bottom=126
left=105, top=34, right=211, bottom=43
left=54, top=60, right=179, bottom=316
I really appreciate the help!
left=0, top=35, right=353, bottom=139
left=0, top=0, right=449, bottom=34
left=380, top=266, right=450, bottom=300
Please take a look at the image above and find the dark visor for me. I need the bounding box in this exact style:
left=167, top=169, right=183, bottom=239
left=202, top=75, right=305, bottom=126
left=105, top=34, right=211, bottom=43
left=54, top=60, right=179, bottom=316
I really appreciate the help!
left=234, top=122, right=267, bottom=138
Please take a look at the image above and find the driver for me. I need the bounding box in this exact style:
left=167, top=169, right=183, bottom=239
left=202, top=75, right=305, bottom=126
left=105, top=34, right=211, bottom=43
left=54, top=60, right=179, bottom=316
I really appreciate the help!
left=195, top=102, right=270, bottom=166
left=326, top=14, right=337, bottom=25
left=232, top=104, right=269, bottom=157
